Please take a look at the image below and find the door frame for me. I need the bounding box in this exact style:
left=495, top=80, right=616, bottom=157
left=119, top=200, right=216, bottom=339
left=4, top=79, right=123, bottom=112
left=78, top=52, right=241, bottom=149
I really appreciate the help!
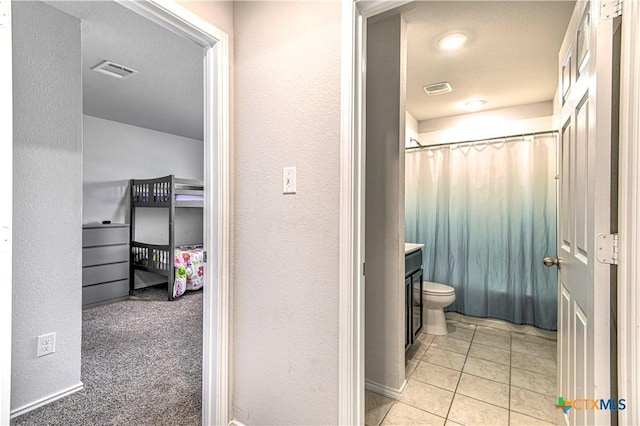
left=617, top=1, right=640, bottom=423
left=339, top=1, right=410, bottom=424
left=0, top=0, right=13, bottom=424
left=115, top=2, right=231, bottom=424
left=340, top=0, right=640, bottom=424
left=1, top=0, right=232, bottom=424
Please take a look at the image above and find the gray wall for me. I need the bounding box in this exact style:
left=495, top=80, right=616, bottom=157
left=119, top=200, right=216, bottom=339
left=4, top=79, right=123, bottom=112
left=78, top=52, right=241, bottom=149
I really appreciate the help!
left=232, top=2, right=341, bottom=423
left=83, top=115, right=204, bottom=226
left=365, top=14, right=407, bottom=392
left=83, top=115, right=204, bottom=288
left=11, top=1, right=83, bottom=411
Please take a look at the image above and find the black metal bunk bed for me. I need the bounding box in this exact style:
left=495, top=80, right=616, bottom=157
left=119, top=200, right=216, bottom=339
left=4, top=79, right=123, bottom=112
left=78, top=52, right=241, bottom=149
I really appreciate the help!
left=129, top=175, right=204, bottom=301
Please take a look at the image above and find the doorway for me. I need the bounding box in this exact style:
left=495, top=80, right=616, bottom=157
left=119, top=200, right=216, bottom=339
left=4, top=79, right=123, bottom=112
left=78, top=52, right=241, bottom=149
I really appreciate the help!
left=339, top=0, right=623, bottom=424
left=2, top=1, right=230, bottom=424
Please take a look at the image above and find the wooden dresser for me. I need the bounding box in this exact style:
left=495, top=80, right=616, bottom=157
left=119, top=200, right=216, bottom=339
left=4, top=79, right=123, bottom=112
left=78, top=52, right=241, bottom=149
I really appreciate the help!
left=82, top=224, right=130, bottom=309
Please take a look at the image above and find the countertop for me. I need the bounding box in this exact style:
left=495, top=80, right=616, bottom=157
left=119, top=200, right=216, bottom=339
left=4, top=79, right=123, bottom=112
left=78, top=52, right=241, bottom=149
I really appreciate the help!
left=405, top=243, right=424, bottom=255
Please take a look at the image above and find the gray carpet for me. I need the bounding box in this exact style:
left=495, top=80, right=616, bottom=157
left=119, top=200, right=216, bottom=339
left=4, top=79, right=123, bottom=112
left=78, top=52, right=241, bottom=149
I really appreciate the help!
left=12, top=285, right=203, bottom=426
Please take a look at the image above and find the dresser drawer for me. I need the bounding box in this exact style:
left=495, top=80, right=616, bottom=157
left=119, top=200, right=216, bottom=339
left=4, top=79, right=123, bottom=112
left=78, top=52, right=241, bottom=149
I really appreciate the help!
left=83, top=245, right=129, bottom=267
left=82, top=262, right=128, bottom=287
left=83, top=279, right=129, bottom=305
left=82, top=226, right=129, bottom=247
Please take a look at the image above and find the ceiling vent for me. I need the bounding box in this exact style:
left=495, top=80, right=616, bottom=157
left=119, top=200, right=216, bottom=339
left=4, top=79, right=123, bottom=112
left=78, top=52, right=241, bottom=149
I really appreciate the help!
left=91, top=60, right=138, bottom=80
left=424, top=82, right=453, bottom=95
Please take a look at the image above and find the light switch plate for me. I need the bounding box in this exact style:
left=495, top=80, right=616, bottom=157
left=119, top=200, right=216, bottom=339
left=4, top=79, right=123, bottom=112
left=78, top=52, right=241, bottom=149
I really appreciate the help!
left=283, top=166, right=296, bottom=194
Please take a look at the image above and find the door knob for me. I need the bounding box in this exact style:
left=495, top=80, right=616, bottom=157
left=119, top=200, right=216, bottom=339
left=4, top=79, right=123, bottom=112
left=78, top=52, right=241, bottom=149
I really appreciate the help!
left=543, top=257, right=561, bottom=268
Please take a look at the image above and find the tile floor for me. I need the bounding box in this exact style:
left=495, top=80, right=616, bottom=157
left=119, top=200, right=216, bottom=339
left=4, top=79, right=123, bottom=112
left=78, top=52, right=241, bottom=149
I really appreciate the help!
left=365, top=317, right=557, bottom=426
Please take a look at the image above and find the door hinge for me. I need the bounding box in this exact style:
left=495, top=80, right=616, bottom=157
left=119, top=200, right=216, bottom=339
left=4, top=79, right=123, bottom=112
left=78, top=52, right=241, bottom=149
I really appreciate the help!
left=203, top=251, right=208, bottom=263
left=596, top=233, right=619, bottom=265
left=362, top=262, right=366, bottom=276
left=602, top=0, right=622, bottom=20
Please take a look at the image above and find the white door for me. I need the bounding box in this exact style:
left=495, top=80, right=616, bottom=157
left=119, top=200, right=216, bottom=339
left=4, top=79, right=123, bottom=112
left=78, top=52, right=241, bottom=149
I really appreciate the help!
left=555, top=1, right=617, bottom=425
left=0, top=0, right=13, bottom=423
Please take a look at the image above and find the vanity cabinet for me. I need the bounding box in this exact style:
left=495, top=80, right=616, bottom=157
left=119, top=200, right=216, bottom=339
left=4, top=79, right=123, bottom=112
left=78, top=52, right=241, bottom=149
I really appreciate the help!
left=405, top=248, right=424, bottom=350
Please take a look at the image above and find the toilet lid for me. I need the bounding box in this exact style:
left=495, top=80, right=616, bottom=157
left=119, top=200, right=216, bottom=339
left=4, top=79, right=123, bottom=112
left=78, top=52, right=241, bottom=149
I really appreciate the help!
left=423, top=281, right=455, bottom=295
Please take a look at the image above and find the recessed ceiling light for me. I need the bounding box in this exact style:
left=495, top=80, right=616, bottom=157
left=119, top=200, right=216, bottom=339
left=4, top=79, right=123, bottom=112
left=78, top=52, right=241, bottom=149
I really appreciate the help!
left=438, top=33, right=468, bottom=51
left=463, top=99, right=487, bottom=111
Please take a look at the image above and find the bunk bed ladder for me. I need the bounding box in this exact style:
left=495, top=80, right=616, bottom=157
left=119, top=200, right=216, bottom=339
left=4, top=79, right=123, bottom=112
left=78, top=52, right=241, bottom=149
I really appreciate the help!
left=168, top=175, right=176, bottom=301
left=129, top=179, right=136, bottom=293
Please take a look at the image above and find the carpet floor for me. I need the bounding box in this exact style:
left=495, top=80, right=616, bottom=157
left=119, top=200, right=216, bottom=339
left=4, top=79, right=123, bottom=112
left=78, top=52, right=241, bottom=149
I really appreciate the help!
left=12, top=285, right=203, bottom=426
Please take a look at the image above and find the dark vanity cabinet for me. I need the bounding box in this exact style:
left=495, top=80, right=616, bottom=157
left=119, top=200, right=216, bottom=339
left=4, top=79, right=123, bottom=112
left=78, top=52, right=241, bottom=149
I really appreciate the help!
left=405, top=248, right=424, bottom=350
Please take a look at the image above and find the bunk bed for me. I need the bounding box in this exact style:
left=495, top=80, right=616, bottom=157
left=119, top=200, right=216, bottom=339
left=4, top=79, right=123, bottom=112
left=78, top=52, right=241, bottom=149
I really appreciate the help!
left=130, top=175, right=205, bottom=301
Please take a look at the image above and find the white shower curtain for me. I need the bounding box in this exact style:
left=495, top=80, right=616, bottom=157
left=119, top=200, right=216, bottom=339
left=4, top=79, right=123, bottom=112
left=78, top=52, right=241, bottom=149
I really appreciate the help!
left=405, top=134, right=558, bottom=330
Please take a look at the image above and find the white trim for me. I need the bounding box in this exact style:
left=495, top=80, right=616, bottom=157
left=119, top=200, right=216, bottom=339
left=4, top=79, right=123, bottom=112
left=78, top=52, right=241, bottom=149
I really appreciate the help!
left=364, top=379, right=407, bottom=401
left=9, top=383, right=84, bottom=419
left=340, top=2, right=413, bottom=424
left=88, top=1, right=231, bottom=425
left=228, top=420, right=247, bottom=426
left=0, top=0, right=12, bottom=423
left=618, top=1, right=640, bottom=424
left=339, top=1, right=363, bottom=425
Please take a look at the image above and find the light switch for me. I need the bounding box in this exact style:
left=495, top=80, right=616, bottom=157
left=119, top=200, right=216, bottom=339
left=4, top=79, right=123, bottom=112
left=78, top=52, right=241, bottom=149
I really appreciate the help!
left=283, top=166, right=296, bottom=194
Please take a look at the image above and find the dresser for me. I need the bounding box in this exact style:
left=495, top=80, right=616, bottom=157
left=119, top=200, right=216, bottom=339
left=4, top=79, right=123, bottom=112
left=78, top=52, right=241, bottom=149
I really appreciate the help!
left=82, top=224, right=130, bottom=309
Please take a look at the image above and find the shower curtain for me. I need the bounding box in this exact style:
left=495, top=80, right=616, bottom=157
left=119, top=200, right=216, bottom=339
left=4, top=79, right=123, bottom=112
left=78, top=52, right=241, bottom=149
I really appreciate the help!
left=405, top=134, right=558, bottom=330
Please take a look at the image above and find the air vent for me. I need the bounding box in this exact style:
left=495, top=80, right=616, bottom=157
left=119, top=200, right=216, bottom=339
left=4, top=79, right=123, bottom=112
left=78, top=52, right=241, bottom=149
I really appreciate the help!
left=91, top=60, right=138, bottom=80
left=423, top=82, right=453, bottom=96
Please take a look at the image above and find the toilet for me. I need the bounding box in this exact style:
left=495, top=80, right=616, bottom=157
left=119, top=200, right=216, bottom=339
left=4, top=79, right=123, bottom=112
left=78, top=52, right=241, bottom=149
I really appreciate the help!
left=422, top=282, right=456, bottom=335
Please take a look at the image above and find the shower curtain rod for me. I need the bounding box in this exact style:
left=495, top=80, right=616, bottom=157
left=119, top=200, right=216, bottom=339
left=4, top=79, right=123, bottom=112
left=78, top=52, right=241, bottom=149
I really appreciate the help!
left=405, top=130, right=558, bottom=151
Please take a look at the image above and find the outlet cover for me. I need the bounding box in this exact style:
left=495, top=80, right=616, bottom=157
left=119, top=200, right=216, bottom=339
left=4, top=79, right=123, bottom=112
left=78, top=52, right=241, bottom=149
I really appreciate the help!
left=37, top=332, right=56, bottom=357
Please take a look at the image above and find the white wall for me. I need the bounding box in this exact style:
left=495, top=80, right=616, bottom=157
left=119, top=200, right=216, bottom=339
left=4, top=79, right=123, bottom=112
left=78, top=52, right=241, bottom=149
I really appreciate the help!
left=405, top=111, right=419, bottom=147
left=83, top=115, right=204, bottom=287
left=417, top=102, right=554, bottom=145
left=11, top=1, right=83, bottom=413
left=365, top=14, right=407, bottom=393
left=232, top=2, right=341, bottom=424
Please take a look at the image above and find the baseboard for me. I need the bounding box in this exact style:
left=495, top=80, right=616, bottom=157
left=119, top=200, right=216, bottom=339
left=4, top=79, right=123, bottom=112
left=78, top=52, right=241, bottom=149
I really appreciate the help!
left=365, top=378, right=407, bottom=400
left=10, top=382, right=84, bottom=419
left=228, top=420, right=246, bottom=426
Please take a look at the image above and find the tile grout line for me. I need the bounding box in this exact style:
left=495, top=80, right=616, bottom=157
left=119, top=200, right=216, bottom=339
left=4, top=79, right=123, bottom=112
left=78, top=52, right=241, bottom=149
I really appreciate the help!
left=444, top=325, right=476, bottom=423
left=379, top=336, right=437, bottom=426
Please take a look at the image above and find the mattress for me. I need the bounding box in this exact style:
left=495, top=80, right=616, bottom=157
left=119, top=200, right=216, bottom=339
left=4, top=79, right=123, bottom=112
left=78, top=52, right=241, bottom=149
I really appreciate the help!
left=175, top=194, right=204, bottom=202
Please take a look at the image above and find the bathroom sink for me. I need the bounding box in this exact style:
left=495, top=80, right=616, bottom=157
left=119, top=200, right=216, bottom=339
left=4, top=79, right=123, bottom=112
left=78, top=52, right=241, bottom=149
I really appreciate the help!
left=405, top=243, right=424, bottom=254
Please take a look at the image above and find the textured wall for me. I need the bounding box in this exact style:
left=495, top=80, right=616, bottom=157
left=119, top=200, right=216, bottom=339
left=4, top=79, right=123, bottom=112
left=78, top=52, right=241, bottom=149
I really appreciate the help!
left=11, top=1, right=83, bottom=411
left=83, top=115, right=204, bottom=226
left=365, top=14, right=407, bottom=392
left=232, top=2, right=341, bottom=424
left=0, top=2, right=13, bottom=423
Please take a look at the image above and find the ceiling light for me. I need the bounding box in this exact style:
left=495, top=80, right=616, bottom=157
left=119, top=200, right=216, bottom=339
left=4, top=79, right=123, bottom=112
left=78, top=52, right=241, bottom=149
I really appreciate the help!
left=438, top=33, right=467, bottom=51
left=463, top=99, right=487, bottom=111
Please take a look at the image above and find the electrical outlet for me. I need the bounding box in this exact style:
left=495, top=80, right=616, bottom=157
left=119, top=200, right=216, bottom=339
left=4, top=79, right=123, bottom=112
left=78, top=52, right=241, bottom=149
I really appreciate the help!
left=37, top=332, right=56, bottom=357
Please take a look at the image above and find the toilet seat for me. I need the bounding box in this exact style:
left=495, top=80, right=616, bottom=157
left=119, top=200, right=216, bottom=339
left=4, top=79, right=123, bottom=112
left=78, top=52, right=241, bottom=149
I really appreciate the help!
left=423, top=281, right=455, bottom=296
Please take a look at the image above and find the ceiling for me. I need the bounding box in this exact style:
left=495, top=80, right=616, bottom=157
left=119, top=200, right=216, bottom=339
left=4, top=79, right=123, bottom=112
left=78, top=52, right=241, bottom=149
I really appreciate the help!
left=45, top=1, right=203, bottom=141
left=399, top=1, right=575, bottom=122
left=42, top=1, right=574, bottom=139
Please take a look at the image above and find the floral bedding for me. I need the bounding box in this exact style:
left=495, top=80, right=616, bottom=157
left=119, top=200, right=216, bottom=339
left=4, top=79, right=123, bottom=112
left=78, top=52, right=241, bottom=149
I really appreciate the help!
left=173, top=247, right=205, bottom=299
